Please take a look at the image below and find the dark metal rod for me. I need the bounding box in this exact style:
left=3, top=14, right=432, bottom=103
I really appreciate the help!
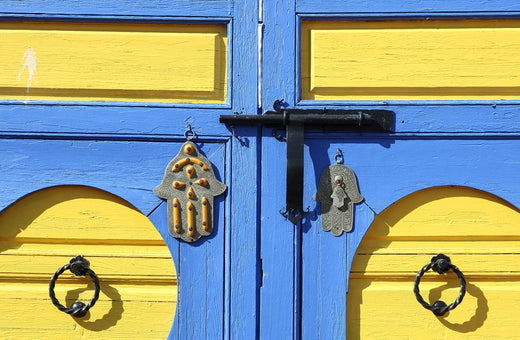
left=286, top=122, right=304, bottom=223
left=219, top=110, right=394, bottom=131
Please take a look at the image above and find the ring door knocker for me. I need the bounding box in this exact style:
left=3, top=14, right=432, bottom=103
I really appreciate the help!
left=49, top=255, right=100, bottom=318
left=413, top=253, right=466, bottom=316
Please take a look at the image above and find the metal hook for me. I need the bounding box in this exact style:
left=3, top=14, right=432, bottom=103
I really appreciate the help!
left=184, top=124, right=196, bottom=141
left=273, top=99, right=285, bottom=111
left=334, top=148, right=344, bottom=164
left=279, top=206, right=310, bottom=220
left=272, top=128, right=287, bottom=142
left=231, top=125, right=247, bottom=145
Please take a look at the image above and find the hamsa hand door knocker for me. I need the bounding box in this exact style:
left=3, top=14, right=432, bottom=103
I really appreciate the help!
left=154, top=125, right=227, bottom=243
left=313, top=149, right=363, bottom=236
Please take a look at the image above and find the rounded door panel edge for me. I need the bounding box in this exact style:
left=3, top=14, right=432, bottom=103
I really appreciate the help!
left=347, top=186, right=520, bottom=339
left=0, top=185, right=177, bottom=339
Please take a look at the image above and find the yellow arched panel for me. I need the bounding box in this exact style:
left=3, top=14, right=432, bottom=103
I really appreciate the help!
left=347, top=186, right=520, bottom=339
left=0, top=186, right=176, bottom=339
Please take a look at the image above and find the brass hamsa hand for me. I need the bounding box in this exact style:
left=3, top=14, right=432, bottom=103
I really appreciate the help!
left=314, top=163, right=363, bottom=236
left=154, top=141, right=227, bottom=243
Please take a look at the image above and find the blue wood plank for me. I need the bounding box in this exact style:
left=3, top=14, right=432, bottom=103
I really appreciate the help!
left=231, top=0, right=258, bottom=117
left=296, top=0, right=520, bottom=14
left=227, top=0, right=260, bottom=336
left=301, top=144, right=348, bottom=339
left=177, top=187, right=226, bottom=340
left=0, top=105, right=231, bottom=136
left=148, top=202, right=181, bottom=340
left=0, top=138, right=226, bottom=218
left=261, top=0, right=297, bottom=110
left=297, top=104, right=520, bottom=134
left=5, top=102, right=519, bottom=137
left=0, top=0, right=232, bottom=18
left=259, top=129, right=297, bottom=339
left=341, top=137, right=520, bottom=212
left=229, top=127, right=260, bottom=339
left=260, top=0, right=300, bottom=336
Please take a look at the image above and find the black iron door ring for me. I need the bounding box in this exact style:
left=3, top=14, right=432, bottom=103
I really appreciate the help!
left=413, top=253, right=466, bottom=316
left=49, top=255, right=100, bottom=318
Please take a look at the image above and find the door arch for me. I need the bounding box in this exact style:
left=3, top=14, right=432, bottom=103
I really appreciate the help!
left=347, top=186, right=520, bottom=338
left=0, top=185, right=177, bottom=339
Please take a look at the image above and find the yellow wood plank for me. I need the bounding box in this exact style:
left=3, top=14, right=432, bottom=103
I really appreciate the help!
left=0, top=186, right=166, bottom=241
left=348, top=280, right=520, bottom=339
left=0, top=241, right=172, bottom=257
left=365, top=187, right=520, bottom=238
left=0, top=21, right=227, bottom=103
left=0, top=254, right=175, bottom=282
left=351, top=253, right=520, bottom=277
left=0, top=282, right=176, bottom=339
left=358, top=240, right=520, bottom=255
left=302, top=19, right=520, bottom=100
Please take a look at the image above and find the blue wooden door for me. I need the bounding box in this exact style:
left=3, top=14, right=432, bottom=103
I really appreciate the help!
left=3, top=0, right=520, bottom=338
left=260, top=0, right=520, bottom=339
left=0, top=0, right=260, bottom=338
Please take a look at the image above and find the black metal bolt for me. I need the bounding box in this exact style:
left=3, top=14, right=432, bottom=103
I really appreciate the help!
left=70, top=301, right=88, bottom=317
left=431, top=301, right=448, bottom=316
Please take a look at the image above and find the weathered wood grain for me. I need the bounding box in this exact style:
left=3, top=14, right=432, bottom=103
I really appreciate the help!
left=296, top=0, right=520, bottom=14
left=260, top=0, right=301, bottom=337
left=0, top=0, right=232, bottom=18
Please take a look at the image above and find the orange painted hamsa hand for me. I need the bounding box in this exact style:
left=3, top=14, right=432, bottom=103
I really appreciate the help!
left=154, top=141, right=227, bottom=242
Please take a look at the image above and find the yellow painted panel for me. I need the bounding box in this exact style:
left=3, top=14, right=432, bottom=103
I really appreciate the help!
left=0, top=254, right=175, bottom=282
left=0, top=186, right=168, bottom=241
left=351, top=254, right=520, bottom=278
left=302, top=20, right=520, bottom=100
left=363, top=187, right=520, bottom=238
left=0, top=186, right=176, bottom=339
left=0, top=21, right=227, bottom=103
left=359, top=240, right=520, bottom=255
left=347, top=186, right=520, bottom=339
left=348, top=280, right=520, bottom=339
left=0, top=282, right=176, bottom=339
